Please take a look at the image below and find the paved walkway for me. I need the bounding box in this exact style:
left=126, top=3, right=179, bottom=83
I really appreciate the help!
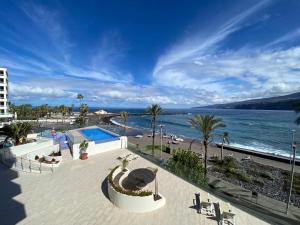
left=1, top=149, right=270, bottom=225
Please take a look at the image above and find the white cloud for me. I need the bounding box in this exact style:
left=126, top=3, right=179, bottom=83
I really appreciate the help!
left=151, top=0, right=300, bottom=104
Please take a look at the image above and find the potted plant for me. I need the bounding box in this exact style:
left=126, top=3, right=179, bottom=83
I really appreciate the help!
left=79, top=140, right=89, bottom=160
left=122, top=158, right=129, bottom=171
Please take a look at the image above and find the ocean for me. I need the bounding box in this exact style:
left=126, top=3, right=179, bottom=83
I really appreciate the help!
left=101, top=108, right=300, bottom=159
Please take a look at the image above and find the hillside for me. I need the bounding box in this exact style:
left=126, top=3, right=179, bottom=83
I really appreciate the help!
left=199, top=92, right=300, bottom=110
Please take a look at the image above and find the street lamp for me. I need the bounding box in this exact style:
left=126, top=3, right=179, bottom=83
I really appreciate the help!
left=286, top=129, right=297, bottom=214
left=159, top=124, right=165, bottom=161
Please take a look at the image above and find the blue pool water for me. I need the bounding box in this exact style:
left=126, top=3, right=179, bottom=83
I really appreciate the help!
left=80, top=128, right=119, bottom=143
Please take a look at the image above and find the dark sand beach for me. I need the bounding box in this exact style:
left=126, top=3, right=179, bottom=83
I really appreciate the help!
left=128, top=134, right=300, bottom=173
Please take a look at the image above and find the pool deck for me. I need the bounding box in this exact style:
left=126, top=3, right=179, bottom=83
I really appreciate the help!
left=0, top=149, right=271, bottom=225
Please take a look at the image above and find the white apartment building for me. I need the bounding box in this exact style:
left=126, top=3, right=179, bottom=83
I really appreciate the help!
left=0, top=67, right=12, bottom=120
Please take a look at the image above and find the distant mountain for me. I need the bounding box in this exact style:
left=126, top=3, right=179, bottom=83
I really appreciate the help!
left=198, top=92, right=300, bottom=110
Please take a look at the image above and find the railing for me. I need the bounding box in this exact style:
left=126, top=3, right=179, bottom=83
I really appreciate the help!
left=0, top=149, right=55, bottom=174
left=127, top=142, right=300, bottom=225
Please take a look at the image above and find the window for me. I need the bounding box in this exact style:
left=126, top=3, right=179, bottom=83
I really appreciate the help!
left=0, top=109, right=4, bottom=114
left=0, top=70, right=4, bottom=75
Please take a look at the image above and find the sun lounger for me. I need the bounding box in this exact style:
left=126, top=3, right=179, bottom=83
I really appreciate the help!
left=242, top=155, right=251, bottom=161
left=135, top=135, right=143, bottom=138
left=26, top=133, right=38, bottom=141
left=227, top=153, right=233, bottom=157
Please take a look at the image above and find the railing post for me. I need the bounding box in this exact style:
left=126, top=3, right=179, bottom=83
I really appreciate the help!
left=15, top=157, right=17, bottom=167
left=21, top=156, right=23, bottom=170
left=39, top=162, right=42, bottom=174
left=29, top=159, right=32, bottom=172
left=51, top=163, right=54, bottom=173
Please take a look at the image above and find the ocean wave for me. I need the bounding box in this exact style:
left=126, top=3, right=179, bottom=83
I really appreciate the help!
left=229, top=142, right=300, bottom=159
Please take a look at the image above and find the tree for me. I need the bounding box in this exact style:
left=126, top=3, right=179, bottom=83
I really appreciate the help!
left=2, top=122, right=32, bottom=145
left=219, top=132, right=229, bottom=160
left=295, top=102, right=300, bottom=125
left=120, top=111, right=129, bottom=134
left=188, top=114, right=225, bottom=177
left=77, top=94, right=84, bottom=105
left=147, top=104, right=162, bottom=156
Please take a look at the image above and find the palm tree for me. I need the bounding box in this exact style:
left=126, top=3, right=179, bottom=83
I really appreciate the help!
left=120, top=111, right=129, bottom=134
left=77, top=94, right=84, bottom=105
left=2, top=122, right=32, bottom=145
left=220, top=132, right=229, bottom=160
left=147, top=104, right=162, bottom=156
left=188, top=114, right=225, bottom=177
left=295, top=102, right=300, bottom=125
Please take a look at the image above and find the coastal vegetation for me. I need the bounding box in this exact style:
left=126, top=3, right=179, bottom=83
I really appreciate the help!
left=147, top=104, right=162, bottom=156
left=166, top=149, right=207, bottom=186
left=1, top=122, right=32, bottom=145
left=188, top=114, right=225, bottom=177
left=120, top=111, right=129, bottom=134
left=75, top=104, right=89, bottom=127
left=9, top=104, right=74, bottom=120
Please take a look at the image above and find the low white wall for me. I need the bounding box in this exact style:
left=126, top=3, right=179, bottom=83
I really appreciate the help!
left=26, top=145, right=59, bottom=160
left=5, top=138, right=55, bottom=157
left=107, top=167, right=166, bottom=213
left=72, top=136, right=127, bottom=160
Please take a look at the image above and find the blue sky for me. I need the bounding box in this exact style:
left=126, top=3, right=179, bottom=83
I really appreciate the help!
left=1, top=0, right=300, bottom=107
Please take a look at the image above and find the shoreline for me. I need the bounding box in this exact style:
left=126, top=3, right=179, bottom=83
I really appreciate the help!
left=128, top=134, right=300, bottom=173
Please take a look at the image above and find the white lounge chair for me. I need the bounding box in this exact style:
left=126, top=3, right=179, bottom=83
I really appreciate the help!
left=135, top=135, right=143, bottom=138
left=27, top=133, right=38, bottom=140
left=242, top=155, right=251, bottom=161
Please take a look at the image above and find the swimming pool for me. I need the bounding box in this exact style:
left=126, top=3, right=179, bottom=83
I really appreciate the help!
left=79, top=128, right=119, bottom=144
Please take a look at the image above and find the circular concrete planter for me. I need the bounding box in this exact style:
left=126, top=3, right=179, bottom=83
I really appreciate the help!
left=107, top=166, right=166, bottom=213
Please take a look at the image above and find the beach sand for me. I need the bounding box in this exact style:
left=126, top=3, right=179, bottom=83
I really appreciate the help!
left=128, top=134, right=300, bottom=173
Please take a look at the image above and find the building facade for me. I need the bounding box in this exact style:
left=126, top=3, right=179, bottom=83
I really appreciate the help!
left=0, top=67, right=12, bottom=120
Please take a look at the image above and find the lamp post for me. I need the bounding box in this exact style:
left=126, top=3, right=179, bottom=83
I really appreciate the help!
left=159, top=124, right=165, bottom=161
left=286, top=129, right=297, bottom=214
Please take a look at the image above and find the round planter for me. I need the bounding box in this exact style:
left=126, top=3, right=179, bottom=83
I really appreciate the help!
left=80, top=153, right=88, bottom=160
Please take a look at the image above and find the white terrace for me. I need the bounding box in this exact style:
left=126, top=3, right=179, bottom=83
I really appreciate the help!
left=0, top=148, right=269, bottom=225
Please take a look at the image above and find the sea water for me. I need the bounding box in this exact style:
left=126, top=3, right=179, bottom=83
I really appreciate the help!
left=110, top=108, right=300, bottom=158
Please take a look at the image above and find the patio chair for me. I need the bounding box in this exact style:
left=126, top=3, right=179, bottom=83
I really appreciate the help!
left=201, top=193, right=216, bottom=216
left=193, top=193, right=201, bottom=213
left=219, top=202, right=236, bottom=225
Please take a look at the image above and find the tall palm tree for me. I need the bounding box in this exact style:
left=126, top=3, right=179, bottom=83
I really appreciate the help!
left=77, top=94, right=84, bottom=105
left=295, top=102, right=300, bottom=125
left=189, top=114, right=225, bottom=177
left=220, top=132, right=229, bottom=160
left=147, top=104, right=162, bottom=156
left=120, top=111, right=129, bottom=134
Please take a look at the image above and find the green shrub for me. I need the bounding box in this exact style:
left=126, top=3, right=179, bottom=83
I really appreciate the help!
left=108, top=166, right=153, bottom=197
left=252, top=179, right=264, bottom=187
left=259, top=172, right=273, bottom=180
left=166, top=149, right=207, bottom=186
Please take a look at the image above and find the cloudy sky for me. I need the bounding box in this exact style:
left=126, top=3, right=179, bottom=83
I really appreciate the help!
left=1, top=0, right=300, bottom=107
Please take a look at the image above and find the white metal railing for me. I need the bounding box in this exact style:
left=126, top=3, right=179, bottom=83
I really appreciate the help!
left=0, top=149, right=55, bottom=173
